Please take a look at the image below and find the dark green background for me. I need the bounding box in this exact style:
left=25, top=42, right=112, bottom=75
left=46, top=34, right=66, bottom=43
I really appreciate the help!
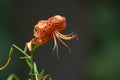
left=0, top=0, right=120, bottom=80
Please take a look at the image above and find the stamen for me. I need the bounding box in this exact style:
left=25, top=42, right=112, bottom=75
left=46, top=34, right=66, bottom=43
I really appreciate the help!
left=55, top=30, right=74, bottom=37
left=55, top=30, right=76, bottom=40
left=52, top=33, right=59, bottom=58
left=55, top=32, right=71, bottom=54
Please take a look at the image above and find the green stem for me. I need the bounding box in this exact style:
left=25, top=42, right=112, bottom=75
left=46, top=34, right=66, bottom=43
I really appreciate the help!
left=30, top=51, right=34, bottom=73
left=30, top=44, right=40, bottom=67
left=28, top=53, right=34, bottom=80
left=29, top=45, right=40, bottom=80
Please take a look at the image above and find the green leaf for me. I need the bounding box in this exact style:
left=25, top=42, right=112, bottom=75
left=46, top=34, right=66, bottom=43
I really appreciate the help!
left=12, top=44, right=29, bottom=57
left=24, top=44, right=27, bottom=52
left=48, top=76, right=52, bottom=80
left=7, top=74, right=19, bottom=80
left=20, top=56, right=31, bottom=60
left=38, top=69, right=44, bottom=80
left=26, top=60, right=33, bottom=69
left=9, top=46, right=14, bottom=57
left=33, top=62, right=39, bottom=74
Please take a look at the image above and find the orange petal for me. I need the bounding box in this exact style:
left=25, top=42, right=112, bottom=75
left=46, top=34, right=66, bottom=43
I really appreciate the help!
left=26, top=41, right=32, bottom=51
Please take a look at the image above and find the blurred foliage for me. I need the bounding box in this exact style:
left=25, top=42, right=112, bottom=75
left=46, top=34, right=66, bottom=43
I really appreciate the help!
left=0, top=0, right=17, bottom=80
left=86, top=2, right=120, bottom=80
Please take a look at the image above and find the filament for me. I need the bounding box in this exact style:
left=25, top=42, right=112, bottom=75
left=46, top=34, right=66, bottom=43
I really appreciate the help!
left=55, top=30, right=76, bottom=40
left=55, top=33, right=71, bottom=54
left=52, top=33, right=59, bottom=57
left=56, top=30, right=74, bottom=37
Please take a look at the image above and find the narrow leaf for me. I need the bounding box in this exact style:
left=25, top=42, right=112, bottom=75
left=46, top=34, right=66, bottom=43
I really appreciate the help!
left=26, top=60, right=33, bottom=69
left=33, top=62, right=39, bottom=74
left=12, top=44, right=29, bottom=57
left=24, top=44, right=27, bottom=52
left=38, top=69, right=44, bottom=80
left=7, top=74, right=19, bottom=80
left=20, top=56, right=31, bottom=60
left=9, top=46, right=14, bottom=57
